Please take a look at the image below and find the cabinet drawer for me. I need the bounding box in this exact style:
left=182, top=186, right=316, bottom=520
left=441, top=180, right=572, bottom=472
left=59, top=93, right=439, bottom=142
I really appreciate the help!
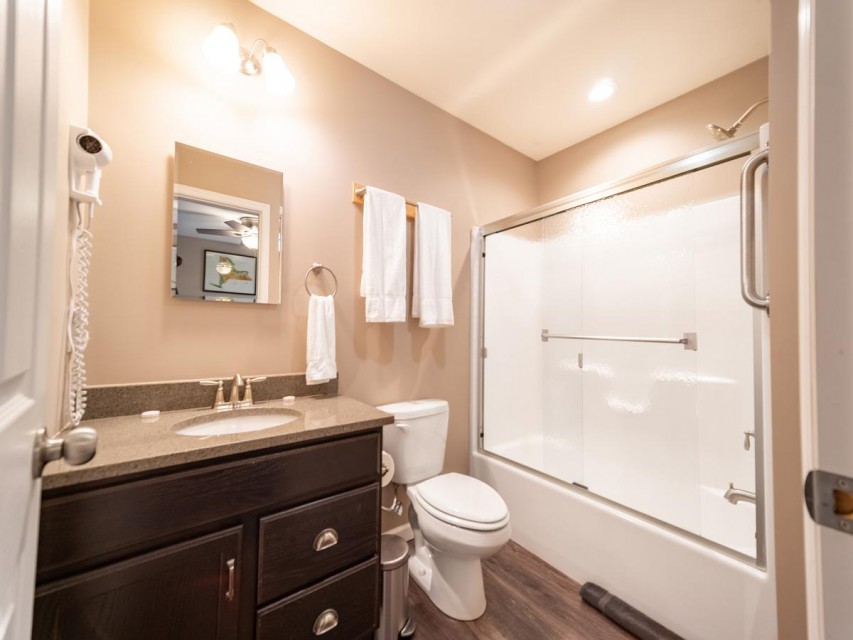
left=257, top=559, right=379, bottom=640
left=38, top=432, right=380, bottom=580
left=259, top=484, right=379, bottom=603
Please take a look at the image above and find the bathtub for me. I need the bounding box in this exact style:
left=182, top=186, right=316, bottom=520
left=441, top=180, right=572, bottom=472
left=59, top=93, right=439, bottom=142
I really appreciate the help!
left=469, top=225, right=777, bottom=640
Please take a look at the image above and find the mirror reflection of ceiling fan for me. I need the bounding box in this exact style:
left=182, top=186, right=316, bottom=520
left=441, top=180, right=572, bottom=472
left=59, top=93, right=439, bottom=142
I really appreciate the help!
left=196, top=216, right=259, bottom=250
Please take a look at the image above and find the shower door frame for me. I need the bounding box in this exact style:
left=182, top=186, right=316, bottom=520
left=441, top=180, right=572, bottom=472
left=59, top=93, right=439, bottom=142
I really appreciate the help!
left=471, top=132, right=769, bottom=568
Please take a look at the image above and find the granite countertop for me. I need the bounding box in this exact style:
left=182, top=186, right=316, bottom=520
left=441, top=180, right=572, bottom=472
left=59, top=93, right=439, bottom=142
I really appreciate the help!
left=43, top=395, right=393, bottom=491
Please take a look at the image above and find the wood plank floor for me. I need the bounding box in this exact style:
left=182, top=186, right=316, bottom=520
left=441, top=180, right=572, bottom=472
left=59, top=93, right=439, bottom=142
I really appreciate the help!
left=408, top=541, right=635, bottom=640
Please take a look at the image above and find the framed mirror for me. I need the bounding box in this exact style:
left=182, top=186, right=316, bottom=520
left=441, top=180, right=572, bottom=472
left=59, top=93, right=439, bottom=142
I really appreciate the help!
left=172, top=143, right=283, bottom=304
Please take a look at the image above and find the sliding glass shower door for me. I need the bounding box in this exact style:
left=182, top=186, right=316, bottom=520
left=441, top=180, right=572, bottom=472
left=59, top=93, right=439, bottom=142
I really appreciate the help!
left=481, top=154, right=761, bottom=558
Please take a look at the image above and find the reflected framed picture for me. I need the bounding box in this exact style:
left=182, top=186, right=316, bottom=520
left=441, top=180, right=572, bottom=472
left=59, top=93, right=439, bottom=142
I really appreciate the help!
left=203, top=250, right=257, bottom=296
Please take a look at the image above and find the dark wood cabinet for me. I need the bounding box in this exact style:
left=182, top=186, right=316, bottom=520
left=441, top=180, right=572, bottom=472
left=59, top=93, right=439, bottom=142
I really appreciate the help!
left=34, top=528, right=241, bottom=640
left=33, top=431, right=382, bottom=640
left=256, top=559, right=379, bottom=640
left=258, top=484, right=379, bottom=604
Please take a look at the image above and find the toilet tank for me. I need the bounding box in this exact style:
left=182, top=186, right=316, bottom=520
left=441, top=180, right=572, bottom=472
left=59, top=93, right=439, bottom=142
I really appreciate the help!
left=376, top=399, right=448, bottom=485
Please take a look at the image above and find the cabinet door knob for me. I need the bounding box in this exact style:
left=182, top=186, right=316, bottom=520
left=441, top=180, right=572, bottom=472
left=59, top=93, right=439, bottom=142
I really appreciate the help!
left=313, top=528, right=339, bottom=552
left=312, top=608, right=339, bottom=636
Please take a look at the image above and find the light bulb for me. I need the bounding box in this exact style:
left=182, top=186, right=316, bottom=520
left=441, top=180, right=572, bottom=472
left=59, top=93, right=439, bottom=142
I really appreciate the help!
left=263, top=49, right=296, bottom=96
left=216, top=258, right=233, bottom=275
left=588, top=78, right=618, bottom=102
left=241, top=233, right=259, bottom=250
left=204, top=24, right=240, bottom=74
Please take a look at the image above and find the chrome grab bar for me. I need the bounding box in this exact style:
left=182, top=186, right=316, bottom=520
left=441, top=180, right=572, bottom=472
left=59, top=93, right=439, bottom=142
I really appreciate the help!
left=740, top=147, right=770, bottom=311
left=541, top=330, right=697, bottom=351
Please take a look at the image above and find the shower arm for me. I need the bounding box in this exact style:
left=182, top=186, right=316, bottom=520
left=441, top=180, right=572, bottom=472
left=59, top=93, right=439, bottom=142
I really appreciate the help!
left=728, top=98, right=769, bottom=135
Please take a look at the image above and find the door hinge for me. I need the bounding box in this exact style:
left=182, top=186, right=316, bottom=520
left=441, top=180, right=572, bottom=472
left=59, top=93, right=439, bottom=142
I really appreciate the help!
left=805, top=469, right=853, bottom=534
left=481, top=346, right=488, bottom=358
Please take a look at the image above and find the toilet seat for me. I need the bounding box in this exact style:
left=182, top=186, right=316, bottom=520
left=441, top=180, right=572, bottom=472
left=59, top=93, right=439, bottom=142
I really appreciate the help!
left=412, top=473, right=509, bottom=531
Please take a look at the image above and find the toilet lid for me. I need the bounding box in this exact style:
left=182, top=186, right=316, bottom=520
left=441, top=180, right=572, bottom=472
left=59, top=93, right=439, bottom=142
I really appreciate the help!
left=415, top=473, right=508, bottom=524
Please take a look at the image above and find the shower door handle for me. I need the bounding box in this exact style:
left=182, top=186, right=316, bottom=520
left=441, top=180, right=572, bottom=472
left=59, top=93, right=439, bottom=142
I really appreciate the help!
left=740, top=147, right=770, bottom=312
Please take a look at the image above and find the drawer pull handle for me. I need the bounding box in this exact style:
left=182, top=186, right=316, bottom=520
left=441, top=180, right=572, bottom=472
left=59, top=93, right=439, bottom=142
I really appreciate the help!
left=225, top=558, right=236, bottom=601
left=312, top=608, right=339, bottom=635
left=313, top=528, right=339, bottom=552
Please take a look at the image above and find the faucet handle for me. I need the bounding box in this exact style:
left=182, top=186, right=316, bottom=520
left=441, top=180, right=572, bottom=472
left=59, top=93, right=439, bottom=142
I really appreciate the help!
left=199, top=380, right=228, bottom=410
left=242, top=376, right=267, bottom=406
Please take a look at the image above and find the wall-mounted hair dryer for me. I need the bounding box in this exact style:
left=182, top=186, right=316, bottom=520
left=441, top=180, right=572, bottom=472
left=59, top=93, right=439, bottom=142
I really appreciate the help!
left=69, top=125, right=112, bottom=205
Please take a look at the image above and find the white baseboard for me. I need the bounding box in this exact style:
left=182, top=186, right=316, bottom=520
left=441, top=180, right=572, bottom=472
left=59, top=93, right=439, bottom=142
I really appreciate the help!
left=384, top=522, right=413, bottom=541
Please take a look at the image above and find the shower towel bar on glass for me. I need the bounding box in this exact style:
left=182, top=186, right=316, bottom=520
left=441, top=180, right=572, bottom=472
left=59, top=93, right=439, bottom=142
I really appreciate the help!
left=541, top=330, right=698, bottom=351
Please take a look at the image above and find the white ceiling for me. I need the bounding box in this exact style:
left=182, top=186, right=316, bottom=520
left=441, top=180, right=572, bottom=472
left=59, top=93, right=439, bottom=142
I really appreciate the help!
left=252, top=0, right=770, bottom=160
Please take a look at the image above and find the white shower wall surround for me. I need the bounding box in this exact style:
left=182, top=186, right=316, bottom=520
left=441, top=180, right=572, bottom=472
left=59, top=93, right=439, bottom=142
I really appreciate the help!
left=483, top=192, right=756, bottom=554
left=473, top=148, right=775, bottom=639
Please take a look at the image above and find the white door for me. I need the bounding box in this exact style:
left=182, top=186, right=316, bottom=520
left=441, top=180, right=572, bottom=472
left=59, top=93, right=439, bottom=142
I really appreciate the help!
left=800, top=1, right=853, bottom=638
left=0, top=0, right=59, bottom=638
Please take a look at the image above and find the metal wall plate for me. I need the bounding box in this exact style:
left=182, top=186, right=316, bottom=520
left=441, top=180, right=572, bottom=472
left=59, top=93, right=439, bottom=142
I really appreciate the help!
left=804, top=469, right=853, bottom=534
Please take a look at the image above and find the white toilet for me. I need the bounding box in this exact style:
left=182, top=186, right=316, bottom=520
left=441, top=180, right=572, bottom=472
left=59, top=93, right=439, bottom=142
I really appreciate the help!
left=377, top=399, right=511, bottom=621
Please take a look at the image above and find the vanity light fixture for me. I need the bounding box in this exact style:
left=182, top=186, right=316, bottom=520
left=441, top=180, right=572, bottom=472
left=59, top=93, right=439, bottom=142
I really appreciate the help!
left=588, top=78, right=618, bottom=102
left=204, top=23, right=296, bottom=96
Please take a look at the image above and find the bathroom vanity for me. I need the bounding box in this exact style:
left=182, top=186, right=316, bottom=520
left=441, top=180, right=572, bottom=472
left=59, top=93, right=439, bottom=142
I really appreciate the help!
left=32, top=394, right=392, bottom=640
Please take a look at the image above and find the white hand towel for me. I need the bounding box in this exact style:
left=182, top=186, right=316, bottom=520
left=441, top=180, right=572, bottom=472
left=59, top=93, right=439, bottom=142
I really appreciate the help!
left=306, top=294, right=337, bottom=385
left=413, top=202, right=454, bottom=327
left=360, top=186, right=407, bottom=322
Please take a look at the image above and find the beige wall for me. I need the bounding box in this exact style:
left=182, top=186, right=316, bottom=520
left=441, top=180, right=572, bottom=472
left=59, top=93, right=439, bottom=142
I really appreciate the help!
left=82, top=0, right=537, bottom=530
left=47, top=0, right=90, bottom=433
left=536, top=58, right=768, bottom=204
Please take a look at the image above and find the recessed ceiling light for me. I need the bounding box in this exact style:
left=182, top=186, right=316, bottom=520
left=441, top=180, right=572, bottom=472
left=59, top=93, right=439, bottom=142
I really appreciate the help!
left=588, top=78, right=618, bottom=102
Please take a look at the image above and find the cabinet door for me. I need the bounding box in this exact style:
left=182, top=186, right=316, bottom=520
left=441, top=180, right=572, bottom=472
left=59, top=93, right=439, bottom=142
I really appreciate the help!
left=33, top=527, right=241, bottom=640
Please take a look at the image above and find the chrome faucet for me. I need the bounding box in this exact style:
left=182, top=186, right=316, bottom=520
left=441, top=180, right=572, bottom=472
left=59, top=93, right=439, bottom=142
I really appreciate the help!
left=200, top=374, right=266, bottom=410
left=228, top=374, right=244, bottom=408
left=724, top=482, right=756, bottom=505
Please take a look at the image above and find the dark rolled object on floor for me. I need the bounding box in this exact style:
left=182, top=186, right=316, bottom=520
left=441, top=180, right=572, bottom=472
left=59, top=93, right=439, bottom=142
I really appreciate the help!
left=580, top=582, right=685, bottom=640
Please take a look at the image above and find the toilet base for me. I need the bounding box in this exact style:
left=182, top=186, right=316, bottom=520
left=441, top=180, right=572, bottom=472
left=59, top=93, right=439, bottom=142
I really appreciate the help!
left=409, top=543, right=487, bottom=621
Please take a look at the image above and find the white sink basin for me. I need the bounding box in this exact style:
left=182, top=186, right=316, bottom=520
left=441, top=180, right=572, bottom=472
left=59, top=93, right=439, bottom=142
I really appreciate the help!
left=174, top=410, right=299, bottom=437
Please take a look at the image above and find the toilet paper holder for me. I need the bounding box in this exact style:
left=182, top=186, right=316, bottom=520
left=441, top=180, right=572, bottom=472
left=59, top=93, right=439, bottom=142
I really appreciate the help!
left=382, top=483, right=404, bottom=517
left=380, top=451, right=403, bottom=516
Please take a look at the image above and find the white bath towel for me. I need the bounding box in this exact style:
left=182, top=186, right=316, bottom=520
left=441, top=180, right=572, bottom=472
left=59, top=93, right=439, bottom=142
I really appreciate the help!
left=413, top=202, right=454, bottom=327
left=360, top=186, right=407, bottom=322
left=306, top=294, right=337, bottom=385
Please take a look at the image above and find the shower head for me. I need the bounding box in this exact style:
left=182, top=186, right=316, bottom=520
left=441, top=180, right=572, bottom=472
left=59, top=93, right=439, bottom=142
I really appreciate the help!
left=706, top=123, right=736, bottom=141
left=706, top=97, right=768, bottom=141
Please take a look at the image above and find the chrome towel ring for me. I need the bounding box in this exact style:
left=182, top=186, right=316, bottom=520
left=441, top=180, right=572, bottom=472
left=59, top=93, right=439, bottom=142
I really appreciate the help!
left=304, top=262, right=338, bottom=297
